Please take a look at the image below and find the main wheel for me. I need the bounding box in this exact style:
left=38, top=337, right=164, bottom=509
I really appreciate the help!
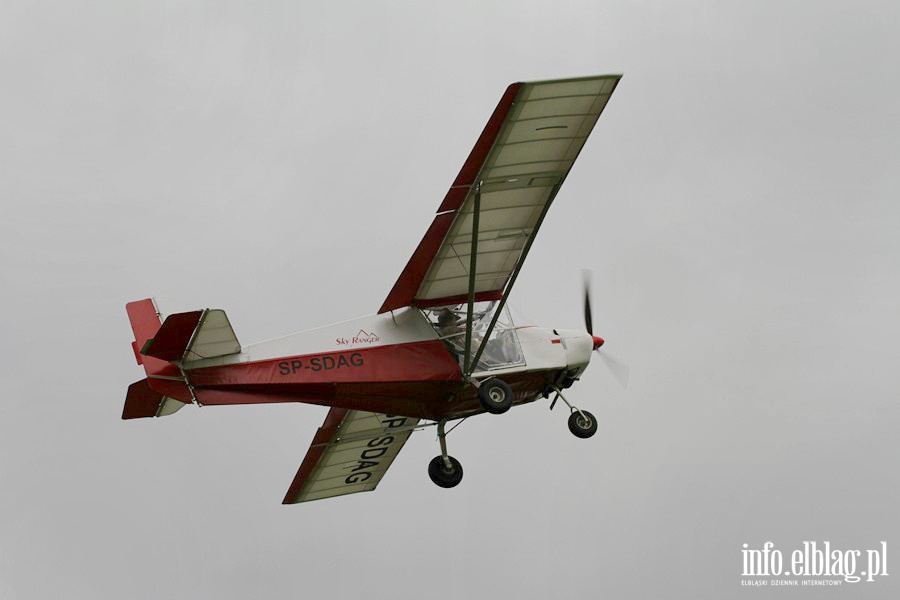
left=428, top=455, right=463, bottom=488
left=568, top=410, right=598, bottom=439
left=477, top=378, right=513, bottom=414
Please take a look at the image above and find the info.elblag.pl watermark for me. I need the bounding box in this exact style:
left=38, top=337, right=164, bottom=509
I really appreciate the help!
left=741, top=541, right=888, bottom=587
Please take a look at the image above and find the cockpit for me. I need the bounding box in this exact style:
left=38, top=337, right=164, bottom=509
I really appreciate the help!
left=421, top=301, right=525, bottom=371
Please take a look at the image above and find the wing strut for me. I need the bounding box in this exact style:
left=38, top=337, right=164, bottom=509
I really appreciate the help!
left=462, top=184, right=481, bottom=374
left=464, top=182, right=562, bottom=377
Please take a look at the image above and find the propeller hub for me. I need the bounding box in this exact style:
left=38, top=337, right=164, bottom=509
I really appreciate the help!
left=591, top=335, right=604, bottom=350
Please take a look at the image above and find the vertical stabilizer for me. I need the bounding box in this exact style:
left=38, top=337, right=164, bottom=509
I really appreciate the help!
left=123, top=298, right=191, bottom=418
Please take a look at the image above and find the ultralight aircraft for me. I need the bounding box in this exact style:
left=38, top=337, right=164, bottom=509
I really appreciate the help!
left=123, top=74, right=625, bottom=504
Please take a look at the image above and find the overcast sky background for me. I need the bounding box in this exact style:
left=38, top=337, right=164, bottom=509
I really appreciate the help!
left=1, top=1, right=898, bottom=598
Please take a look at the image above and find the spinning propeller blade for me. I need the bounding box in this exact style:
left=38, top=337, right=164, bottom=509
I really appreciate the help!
left=582, top=269, right=630, bottom=389
left=582, top=269, right=593, bottom=335
left=599, top=351, right=630, bottom=389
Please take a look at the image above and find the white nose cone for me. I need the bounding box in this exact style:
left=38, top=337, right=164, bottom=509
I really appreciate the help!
left=556, top=329, right=594, bottom=370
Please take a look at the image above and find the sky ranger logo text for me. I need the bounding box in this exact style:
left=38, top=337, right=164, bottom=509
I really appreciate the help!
left=336, top=330, right=380, bottom=346
left=742, top=541, right=889, bottom=585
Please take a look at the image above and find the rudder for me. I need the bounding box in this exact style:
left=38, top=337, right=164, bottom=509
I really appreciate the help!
left=126, top=299, right=165, bottom=374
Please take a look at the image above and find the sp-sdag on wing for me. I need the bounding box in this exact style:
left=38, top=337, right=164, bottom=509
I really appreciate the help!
left=122, top=74, right=624, bottom=504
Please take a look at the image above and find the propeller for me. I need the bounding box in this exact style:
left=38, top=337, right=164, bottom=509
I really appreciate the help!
left=598, top=351, right=631, bottom=389
left=583, top=270, right=594, bottom=337
left=582, top=269, right=630, bottom=389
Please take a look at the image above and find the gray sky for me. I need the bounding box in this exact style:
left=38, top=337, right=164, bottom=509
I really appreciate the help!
left=1, top=1, right=898, bottom=598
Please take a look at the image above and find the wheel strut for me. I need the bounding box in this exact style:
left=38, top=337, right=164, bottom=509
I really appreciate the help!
left=437, top=419, right=452, bottom=470
left=549, top=386, right=598, bottom=439
left=549, top=386, right=588, bottom=420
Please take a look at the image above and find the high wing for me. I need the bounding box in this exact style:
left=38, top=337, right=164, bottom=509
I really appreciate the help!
left=379, top=74, right=621, bottom=314
left=283, top=408, right=420, bottom=504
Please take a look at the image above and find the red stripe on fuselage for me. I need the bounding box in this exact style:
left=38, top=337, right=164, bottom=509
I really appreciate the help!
left=190, top=347, right=563, bottom=421
left=188, top=340, right=462, bottom=388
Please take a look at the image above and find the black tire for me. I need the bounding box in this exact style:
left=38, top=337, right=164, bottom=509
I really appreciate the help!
left=428, top=455, right=463, bottom=488
left=477, top=378, right=513, bottom=414
left=568, top=410, right=598, bottom=439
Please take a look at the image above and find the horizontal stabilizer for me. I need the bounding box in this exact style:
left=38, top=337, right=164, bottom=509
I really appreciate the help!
left=141, top=309, right=241, bottom=363
left=122, top=379, right=187, bottom=419
left=141, top=311, right=204, bottom=361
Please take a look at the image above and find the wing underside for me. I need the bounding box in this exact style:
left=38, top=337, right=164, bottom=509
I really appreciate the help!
left=380, top=74, right=621, bottom=313
left=283, top=408, right=420, bottom=504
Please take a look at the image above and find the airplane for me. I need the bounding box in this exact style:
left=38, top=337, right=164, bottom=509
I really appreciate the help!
left=123, top=74, right=625, bottom=504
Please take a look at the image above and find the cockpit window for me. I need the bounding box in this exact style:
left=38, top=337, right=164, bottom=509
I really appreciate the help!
left=422, top=301, right=525, bottom=371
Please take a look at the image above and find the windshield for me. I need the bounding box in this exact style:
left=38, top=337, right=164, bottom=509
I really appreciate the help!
left=422, top=301, right=525, bottom=371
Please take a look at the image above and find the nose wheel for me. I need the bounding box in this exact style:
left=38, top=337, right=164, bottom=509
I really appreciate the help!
left=567, top=409, right=598, bottom=438
left=550, top=386, right=598, bottom=439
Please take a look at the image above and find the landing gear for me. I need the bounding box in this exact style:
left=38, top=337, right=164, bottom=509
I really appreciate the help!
left=567, top=410, right=598, bottom=439
left=428, top=419, right=463, bottom=488
left=428, top=455, right=463, bottom=488
left=549, top=386, right=598, bottom=439
left=477, top=377, right=513, bottom=414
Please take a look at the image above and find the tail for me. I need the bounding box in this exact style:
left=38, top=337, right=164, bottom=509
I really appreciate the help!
left=123, top=299, right=240, bottom=419
left=123, top=298, right=191, bottom=419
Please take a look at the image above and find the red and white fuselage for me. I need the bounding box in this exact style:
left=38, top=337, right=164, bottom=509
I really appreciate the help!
left=128, top=299, right=595, bottom=421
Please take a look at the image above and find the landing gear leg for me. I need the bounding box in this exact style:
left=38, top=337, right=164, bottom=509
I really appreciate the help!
left=428, top=419, right=463, bottom=488
left=550, top=387, right=598, bottom=439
